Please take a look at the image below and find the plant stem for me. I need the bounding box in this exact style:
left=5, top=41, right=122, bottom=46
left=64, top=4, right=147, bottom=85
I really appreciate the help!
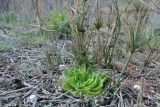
left=122, top=52, right=132, bottom=73
left=117, top=52, right=133, bottom=83
left=97, top=29, right=100, bottom=64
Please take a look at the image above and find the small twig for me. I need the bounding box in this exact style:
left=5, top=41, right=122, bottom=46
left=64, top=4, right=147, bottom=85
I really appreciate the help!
left=0, top=87, right=33, bottom=96
left=23, top=82, right=34, bottom=87
left=31, top=24, right=54, bottom=32
left=51, top=91, right=71, bottom=101
left=22, top=85, right=39, bottom=99
left=63, top=94, right=80, bottom=102
left=40, top=99, right=75, bottom=103
left=30, top=24, right=70, bottom=37
left=40, top=88, right=52, bottom=95
left=2, top=63, right=15, bottom=77
left=0, top=93, right=23, bottom=100
left=122, top=89, right=137, bottom=102
left=113, top=78, right=128, bottom=96
left=151, top=0, right=160, bottom=9
left=138, top=0, right=160, bottom=11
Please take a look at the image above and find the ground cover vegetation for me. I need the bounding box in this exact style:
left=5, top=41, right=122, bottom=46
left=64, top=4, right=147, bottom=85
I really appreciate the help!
left=0, top=0, right=160, bottom=107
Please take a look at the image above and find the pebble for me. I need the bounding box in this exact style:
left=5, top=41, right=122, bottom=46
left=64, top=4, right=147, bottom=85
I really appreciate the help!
left=59, top=64, right=66, bottom=71
left=27, top=94, right=37, bottom=104
left=133, top=84, right=141, bottom=91
left=150, top=90, right=156, bottom=94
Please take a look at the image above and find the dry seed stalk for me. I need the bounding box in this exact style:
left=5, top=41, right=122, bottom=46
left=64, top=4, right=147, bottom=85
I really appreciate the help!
left=94, top=0, right=103, bottom=64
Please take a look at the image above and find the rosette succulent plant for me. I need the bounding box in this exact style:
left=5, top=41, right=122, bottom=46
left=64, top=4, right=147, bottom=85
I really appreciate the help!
left=59, top=65, right=108, bottom=96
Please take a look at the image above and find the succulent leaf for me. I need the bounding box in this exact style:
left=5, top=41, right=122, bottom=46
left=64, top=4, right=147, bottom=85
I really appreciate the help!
left=59, top=65, right=109, bottom=96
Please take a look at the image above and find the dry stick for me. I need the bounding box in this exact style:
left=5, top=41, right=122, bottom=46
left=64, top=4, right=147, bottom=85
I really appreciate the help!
left=151, top=0, right=160, bottom=9
left=0, top=87, right=33, bottom=96
left=63, top=94, right=80, bottom=102
left=110, top=78, right=128, bottom=105
left=138, top=0, right=160, bottom=11
left=40, top=99, right=75, bottom=103
left=0, top=93, right=23, bottom=100
left=30, top=24, right=56, bottom=32
left=51, top=91, right=71, bottom=101
left=40, top=88, right=52, bottom=95
left=30, top=24, right=70, bottom=37
left=122, top=89, right=137, bottom=102
left=2, top=65, right=12, bottom=77
left=0, top=90, right=3, bottom=93
left=113, top=78, right=128, bottom=96
left=22, top=86, right=39, bottom=99
left=119, top=91, right=124, bottom=107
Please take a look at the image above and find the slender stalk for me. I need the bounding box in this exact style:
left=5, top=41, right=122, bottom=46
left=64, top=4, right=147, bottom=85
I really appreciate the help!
left=122, top=52, right=132, bottom=73
left=97, top=29, right=100, bottom=64
left=111, top=52, right=133, bottom=96
left=117, top=52, right=133, bottom=83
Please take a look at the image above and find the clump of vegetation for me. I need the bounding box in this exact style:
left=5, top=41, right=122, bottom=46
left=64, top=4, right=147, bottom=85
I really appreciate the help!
left=59, top=65, right=108, bottom=96
left=0, top=12, right=17, bottom=24
left=94, top=1, right=103, bottom=64
left=58, top=0, right=120, bottom=96
left=44, top=11, right=72, bottom=36
left=116, top=1, right=151, bottom=84
left=69, top=0, right=91, bottom=66
left=149, top=28, right=160, bottom=47
left=44, top=11, right=66, bottom=31
left=20, top=31, right=46, bottom=45
left=45, top=49, right=62, bottom=70
left=0, top=41, right=11, bottom=52
left=61, top=22, right=72, bottom=36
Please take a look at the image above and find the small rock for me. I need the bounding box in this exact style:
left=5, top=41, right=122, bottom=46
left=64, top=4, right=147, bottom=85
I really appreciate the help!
left=27, top=94, right=37, bottom=104
left=133, top=84, right=141, bottom=91
left=150, top=86, right=155, bottom=90
left=150, top=90, right=156, bottom=94
left=59, top=64, right=66, bottom=71
left=147, top=63, right=155, bottom=68
left=156, top=103, right=160, bottom=107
